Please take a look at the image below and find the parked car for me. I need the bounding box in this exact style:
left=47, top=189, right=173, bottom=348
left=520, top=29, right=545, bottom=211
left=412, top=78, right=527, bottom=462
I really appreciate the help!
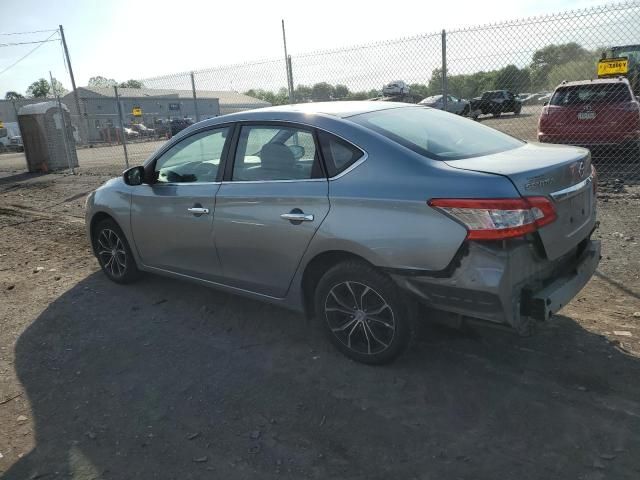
left=153, top=119, right=172, bottom=138
left=86, top=101, right=599, bottom=364
left=170, top=118, right=194, bottom=136
left=0, top=122, right=24, bottom=152
left=382, top=80, right=410, bottom=96
left=470, top=90, right=522, bottom=118
left=419, top=94, right=470, bottom=115
left=538, top=77, right=640, bottom=149
left=130, top=123, right=156, bottom=137
left=123, top=127, right=140, bottom=139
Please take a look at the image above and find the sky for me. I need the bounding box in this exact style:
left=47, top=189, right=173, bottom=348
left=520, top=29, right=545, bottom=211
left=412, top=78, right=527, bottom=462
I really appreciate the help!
left=0, top=0, right=608, bottom=95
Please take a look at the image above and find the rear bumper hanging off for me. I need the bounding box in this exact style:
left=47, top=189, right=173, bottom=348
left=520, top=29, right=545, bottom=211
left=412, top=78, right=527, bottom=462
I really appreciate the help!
left=391, top=238, right=601, bottom=333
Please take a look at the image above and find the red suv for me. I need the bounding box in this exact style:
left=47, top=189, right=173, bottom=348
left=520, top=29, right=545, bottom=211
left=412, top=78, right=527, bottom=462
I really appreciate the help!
left=538, top=78, right=640, bottom=150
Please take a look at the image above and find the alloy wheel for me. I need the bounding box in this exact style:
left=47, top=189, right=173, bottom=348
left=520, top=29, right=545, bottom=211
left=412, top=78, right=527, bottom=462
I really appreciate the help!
left=324, top=281, right=396, bottom=355
left=96, top=228, right=127, bottom=278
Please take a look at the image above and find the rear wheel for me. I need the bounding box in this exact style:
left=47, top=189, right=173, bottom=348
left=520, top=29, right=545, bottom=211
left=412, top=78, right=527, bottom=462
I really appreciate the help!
left=514, top=104, right=522, bottom=115
left=93, top=218, right=140, bottom=284
left=314, top=261, right=411, bottom=364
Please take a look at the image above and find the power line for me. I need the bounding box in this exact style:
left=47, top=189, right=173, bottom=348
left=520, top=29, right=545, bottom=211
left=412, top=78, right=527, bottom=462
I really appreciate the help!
left=0, top=38, right=60, bottom=47
left=0, top=29, right=58, bottom=36
left=0, top=31, right=59, bottom=76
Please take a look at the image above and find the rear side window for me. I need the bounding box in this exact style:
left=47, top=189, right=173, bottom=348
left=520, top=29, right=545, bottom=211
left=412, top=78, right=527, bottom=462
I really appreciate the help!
left=350, top=106, right=522, bottom=161
left=550, top=83, right=631, bottom=105
left=317, top=131, right=364, bottom=177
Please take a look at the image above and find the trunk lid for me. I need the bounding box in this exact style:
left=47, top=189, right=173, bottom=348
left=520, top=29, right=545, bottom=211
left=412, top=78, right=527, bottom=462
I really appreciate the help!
left=444, top=142, right=596, bottom=260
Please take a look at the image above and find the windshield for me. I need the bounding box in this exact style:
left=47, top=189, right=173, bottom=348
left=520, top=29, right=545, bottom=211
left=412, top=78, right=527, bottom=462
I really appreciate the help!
left=550, top=83, right=631, bottom=105
left=611, top=46, right=640, bottom=63
left=350, top=106, right=523, bottom=160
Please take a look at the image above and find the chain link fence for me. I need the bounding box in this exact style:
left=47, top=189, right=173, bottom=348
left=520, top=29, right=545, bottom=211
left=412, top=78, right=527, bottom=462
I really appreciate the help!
left=8, top=1, right=638, bottom=181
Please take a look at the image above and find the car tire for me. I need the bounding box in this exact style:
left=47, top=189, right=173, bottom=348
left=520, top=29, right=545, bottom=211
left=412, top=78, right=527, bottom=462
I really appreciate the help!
left=492, top=107, right=502, bottom=117
left=461, top=106, right=470, bottom=116
left=514, top=105, right=522, bottom=115
left=314, top=260, right=412, bottom=364
left=93, top=218, right=140, bottom=284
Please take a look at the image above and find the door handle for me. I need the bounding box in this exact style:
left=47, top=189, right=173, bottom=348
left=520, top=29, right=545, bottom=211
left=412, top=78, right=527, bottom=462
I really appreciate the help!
left=187, top=207, right=210, bottom=215
left=280, top=212, right=314, bottom=222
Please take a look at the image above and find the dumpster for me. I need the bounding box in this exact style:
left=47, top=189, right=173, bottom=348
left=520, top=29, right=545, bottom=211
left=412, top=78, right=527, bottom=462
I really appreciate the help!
left=17, top=101, right=79, bottom=172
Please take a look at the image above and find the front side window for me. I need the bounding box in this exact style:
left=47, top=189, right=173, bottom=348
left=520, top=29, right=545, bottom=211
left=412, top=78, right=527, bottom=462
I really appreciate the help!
left=232, top=125, right=322, bottom=181
left=350, top=106, right=523, bottom=161
left=154, top=127, right=229, bottom=183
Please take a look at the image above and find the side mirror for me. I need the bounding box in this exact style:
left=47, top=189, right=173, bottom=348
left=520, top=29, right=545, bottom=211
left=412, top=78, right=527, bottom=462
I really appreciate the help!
left=123, top=165, right=145, bottom=186
left=543, top=101, right=549, bottom=106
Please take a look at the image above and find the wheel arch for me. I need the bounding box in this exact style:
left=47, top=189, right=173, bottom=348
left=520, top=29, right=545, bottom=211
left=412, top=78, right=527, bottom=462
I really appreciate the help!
left=300, top=250, right=376, bottom=319
left=89, top=211, right=124, bottom=255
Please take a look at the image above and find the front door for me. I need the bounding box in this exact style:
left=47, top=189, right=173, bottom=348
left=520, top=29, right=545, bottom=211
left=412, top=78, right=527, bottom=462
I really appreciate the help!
left=214, top=124, right=330, bottom=298
left=130, top=126, right=230, bottom=279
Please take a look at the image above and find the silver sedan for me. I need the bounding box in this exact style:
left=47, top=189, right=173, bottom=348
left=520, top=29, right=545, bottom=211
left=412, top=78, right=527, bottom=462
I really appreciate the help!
left=419, top=94, right=470, bottom=115
left=86, top=101, right=599, bottom=364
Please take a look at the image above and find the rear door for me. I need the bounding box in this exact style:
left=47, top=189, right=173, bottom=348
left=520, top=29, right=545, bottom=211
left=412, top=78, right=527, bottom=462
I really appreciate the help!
left=213, top=123, right=330, bottom=297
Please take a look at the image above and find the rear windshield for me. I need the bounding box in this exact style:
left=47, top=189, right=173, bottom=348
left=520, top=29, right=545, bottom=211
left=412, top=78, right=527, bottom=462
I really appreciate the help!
left=350, top=106, right=523, bottom=161
left=550, top=83, right=631, bottom=105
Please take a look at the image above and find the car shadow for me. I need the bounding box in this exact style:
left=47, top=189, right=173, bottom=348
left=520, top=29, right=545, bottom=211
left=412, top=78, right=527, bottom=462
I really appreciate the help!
left=4, top=272, right=640, bottom=479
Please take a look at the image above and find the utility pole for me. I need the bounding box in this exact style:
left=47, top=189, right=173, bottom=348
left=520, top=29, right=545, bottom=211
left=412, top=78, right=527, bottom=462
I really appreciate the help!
left=59, top=24, right=85, bottom=144
left=281, top=19, right=294, bottom=104
left=50, top=71, right=75, bottom=174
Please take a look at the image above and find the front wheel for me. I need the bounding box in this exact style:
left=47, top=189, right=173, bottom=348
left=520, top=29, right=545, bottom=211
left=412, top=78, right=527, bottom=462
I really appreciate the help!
left=315, top=261, right=412, bottom=364
left=93, top=218, right=140, bottom=284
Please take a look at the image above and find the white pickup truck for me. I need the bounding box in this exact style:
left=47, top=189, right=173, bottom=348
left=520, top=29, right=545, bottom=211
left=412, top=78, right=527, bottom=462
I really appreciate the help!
left=0, top=122, right=23, bottom=152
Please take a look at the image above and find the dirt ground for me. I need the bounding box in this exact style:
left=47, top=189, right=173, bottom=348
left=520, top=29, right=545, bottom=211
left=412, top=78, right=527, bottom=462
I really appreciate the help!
left=1, top=148, right=640, bottom=479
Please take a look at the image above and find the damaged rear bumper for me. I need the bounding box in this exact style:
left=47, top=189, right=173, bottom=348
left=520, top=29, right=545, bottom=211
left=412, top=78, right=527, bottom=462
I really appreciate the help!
left=391, top=238, right=601, bottom=334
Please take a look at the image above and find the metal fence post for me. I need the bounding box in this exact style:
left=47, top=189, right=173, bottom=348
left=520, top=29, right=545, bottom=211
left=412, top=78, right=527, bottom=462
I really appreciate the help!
left=282, top=20, right=294, bottom=104
left=287, top=55, right=295, bottom=103
left=190, top=71, right=200, bottom=122
left=114, top=85, right=130, bottom=169
left=50, top=71, right=75, bottom=175
left=441, top=29, right=448, bottom=111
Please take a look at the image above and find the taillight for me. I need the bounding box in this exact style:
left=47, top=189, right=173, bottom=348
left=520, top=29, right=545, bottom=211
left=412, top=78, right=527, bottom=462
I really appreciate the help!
left=428, top=197, right=557, bottom=241
left=619, top=101, right=640, bottom=112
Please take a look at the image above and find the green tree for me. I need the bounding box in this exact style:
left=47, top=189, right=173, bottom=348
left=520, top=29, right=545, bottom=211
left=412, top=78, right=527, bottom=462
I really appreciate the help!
left=118, top=79, right=144, bottom=89
left=26, top=78, right=51, bottom=98
left=408, top=83, right=430, bottom=99
left=88, top=76, right=117, bottom=88
left=546, top=57, right=599, bottom=89
left=334, top=84, right=350, bottom=99
left=530, top=42, right=591, bottom=89
left=294, top=84, right=312, bottom=102
left=311, top=82, right=335, bottom=101
left=493, top=65, right=531, bottom=93
left=5, top=91, right=24, bottom=100
left=26, top=78, right=67, bottom=98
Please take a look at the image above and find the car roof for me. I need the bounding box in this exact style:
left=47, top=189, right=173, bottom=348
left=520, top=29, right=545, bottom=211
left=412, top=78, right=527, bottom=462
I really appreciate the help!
left=556, top=77, right=631, bottom=87
left=247, top=101, right=414, bottom=118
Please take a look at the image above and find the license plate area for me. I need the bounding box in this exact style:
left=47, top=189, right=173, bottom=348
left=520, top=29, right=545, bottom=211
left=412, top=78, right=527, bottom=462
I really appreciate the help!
left=557, top=189, right=592, bottom=232
left=577, top=111, right=596, bottom=120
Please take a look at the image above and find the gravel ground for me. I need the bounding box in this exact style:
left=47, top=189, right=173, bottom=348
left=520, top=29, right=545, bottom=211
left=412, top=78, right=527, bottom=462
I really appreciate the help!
left=1, top=146, right=640, bottom=479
